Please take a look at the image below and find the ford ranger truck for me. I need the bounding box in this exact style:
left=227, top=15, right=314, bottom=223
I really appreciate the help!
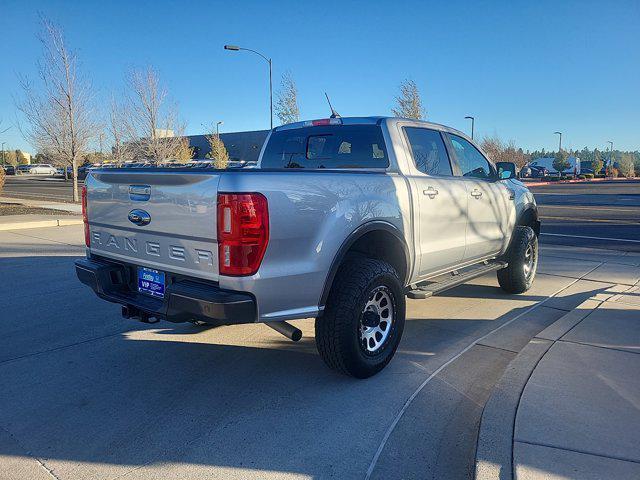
left=75, top=117, right=540, bottom=378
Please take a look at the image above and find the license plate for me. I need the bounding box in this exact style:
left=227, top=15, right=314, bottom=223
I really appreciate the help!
left=137, top=267, right=165, bottom=298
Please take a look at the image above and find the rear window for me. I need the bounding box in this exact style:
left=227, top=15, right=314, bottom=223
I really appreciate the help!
left=260, top=125, right=389, bottom=169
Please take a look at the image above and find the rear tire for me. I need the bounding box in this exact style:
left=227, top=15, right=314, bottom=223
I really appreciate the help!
left=315, top=257, right=405, bottom=378
left=497, top=226, right=538, bottom=294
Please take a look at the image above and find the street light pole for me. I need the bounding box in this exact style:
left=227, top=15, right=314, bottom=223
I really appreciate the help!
left=554, top=131, right=562, bottom=152
left=216, top=121, right=223, bottom=136
left=607, top=140, right=614, bottom=174
left=464, top=116, right=475, bottom=139
left=224, top=45, right=273, bottom=130
left=1, top=142, right=5, bottom=166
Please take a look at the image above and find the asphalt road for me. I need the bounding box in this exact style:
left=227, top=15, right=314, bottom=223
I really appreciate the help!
left=2, top=225, right=638, bottom=479
left=531, top=179, right=640, bottom=252
left=2, top=175, right=82, bottom=202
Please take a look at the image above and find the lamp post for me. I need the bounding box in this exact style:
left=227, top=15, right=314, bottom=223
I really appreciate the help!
left=1, top=125, right=11, bottom=166
left=216, top=121, right=223, bottom=136
left=607, top=140, right=614, bottom=174
left=224, top=44, right=273, bottom=129
left=464, top=116, right=475, bottom=139
left=554, top=131, right=562, bottom=152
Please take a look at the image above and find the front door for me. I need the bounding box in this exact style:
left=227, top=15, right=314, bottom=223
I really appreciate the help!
left=402, top=126, right=468, bottom=278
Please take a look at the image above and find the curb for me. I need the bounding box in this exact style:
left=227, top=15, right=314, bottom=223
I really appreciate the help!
left=473, top=293, right=613, bottom=480
left=0, top=218, right=83, bottom=231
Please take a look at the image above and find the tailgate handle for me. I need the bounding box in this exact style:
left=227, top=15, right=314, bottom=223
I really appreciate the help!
left=129, top=185, right=151, bottom=201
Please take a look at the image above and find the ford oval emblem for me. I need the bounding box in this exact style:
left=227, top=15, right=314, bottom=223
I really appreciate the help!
left=128, top=209, right=151, bottom=226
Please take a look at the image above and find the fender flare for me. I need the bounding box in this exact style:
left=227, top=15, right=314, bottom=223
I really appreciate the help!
left=318, top=221, right=410, bottom=309
left=516, top=204, right=540, bottom=236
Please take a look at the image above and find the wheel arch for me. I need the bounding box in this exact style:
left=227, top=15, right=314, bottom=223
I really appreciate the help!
left=319, top=221, right=410, bottom=309
left=517, top=204, right=540, bottom=236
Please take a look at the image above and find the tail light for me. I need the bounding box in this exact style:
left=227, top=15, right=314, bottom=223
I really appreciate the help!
left=81, top=185, right=90, bottom=247
left=217, top=193, right=269, bottom=276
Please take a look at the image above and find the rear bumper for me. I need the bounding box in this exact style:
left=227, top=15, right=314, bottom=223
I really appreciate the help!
left=75, top=257, right=256, bottom=325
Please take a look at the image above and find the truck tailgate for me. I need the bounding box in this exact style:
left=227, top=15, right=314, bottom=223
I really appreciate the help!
left=86, top=170, right=221, bottom=281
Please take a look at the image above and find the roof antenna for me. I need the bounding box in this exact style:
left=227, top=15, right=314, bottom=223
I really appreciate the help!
left=324, top=92, right=340, bottom=118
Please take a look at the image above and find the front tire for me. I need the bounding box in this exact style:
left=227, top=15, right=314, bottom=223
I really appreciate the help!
left=315, top=257, right=406, bottom=378
left=497, top=226, right=538, bottom=294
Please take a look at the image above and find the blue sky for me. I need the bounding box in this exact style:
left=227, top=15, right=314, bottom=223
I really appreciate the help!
left=1, top=0, right=639, bottom=154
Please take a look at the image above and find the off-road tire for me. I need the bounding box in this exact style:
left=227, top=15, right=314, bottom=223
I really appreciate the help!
left=315, top=257, right=405, bottom=378
left=497, top=226, right=538, bottom=294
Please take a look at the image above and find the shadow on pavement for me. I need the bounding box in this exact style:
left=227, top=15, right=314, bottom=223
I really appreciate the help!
left=0, top=255, right=614, bottom=479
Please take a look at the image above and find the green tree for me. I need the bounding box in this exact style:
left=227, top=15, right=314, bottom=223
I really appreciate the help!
left=205, top=134, right=229, bottom=169
left=392, top=79, right=425, bottom=120
left=591, top=150, right=604, bottom=175
left=553, top=150, right=571, bottom=175
left=174, top=138, right=194, bottom=163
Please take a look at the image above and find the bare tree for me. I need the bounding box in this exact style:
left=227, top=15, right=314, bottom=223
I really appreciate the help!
left=107, top=96, right=135, bottom=163
left=16, top=18, right=96, bottom=201
left=275, top=71, right=300, bottom=125
left=392, top=79, right=425, bottom=120
left=125, top=66, right=185, bottom=162
left=480, top=136, right=527, bottom=169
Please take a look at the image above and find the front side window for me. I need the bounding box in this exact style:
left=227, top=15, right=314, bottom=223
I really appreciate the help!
left=403, top=127, right=452, bottom=176
left=448, top=134, right=493, bottom=179
left=261, top=125, right=389, bottom=169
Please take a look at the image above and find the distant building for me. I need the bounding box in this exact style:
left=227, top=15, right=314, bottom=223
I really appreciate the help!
left=186, top=130, right=269, bottom=162
left=154, top=129, right=175, bottom=138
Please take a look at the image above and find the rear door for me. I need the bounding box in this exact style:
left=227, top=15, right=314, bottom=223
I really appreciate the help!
left=445, top=133, right=513, bottom=260
left=402, top=126, right=468, bottom=277
left=86, top=170, right=221, bottom=281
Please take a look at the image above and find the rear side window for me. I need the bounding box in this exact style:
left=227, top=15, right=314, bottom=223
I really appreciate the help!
left=403, top=127, right=452, bottom=176
left=261, top=125, right=389, bottom=169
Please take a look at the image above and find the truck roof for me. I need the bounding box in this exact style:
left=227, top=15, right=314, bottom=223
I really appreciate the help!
left=273, top=116, right=470, bottom=140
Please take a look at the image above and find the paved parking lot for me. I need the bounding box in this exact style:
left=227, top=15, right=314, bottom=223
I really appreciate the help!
left=2, top=223, right=638, bottom=480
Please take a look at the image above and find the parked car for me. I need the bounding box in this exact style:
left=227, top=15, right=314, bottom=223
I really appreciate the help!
left=2, top=165, right=16, bottom=175
left=529, top=165, right=549, bottom=178
left=29, top=164, right=57, bottom=175
left=76, top=116, right=540, bottom=378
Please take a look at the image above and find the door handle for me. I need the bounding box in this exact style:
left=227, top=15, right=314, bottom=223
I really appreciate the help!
left=470, top=189, right=483, bottom=198
left=423, top=187, right=439, bottom=199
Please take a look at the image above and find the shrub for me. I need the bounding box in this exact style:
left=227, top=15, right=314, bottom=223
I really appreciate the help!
left=548, top=177, right=559, bottom=182
left=585, top=173, right=594, bottom=179
left=0, top=166, right=5, bottom=193
left=595, top=174, right=605, bottom=178
left=578, top=174, right=586, bottom=180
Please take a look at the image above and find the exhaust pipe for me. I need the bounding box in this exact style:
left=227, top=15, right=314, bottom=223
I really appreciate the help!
left=266, top=321, right=302, bottom=342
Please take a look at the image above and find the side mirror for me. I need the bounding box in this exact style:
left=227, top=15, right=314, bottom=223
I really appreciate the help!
left=496, top=162, right=516, bottom=180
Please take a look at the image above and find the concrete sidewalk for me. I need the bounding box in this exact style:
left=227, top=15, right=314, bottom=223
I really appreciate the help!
left=0, top=196, right=81, bottom=214
left=476, top=279, right=640, bottom=479
left=0, top=214, right=83, bottom=231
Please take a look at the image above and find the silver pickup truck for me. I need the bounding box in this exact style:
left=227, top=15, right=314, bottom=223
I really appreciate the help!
left=76, top=117, right=540, bottom=378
